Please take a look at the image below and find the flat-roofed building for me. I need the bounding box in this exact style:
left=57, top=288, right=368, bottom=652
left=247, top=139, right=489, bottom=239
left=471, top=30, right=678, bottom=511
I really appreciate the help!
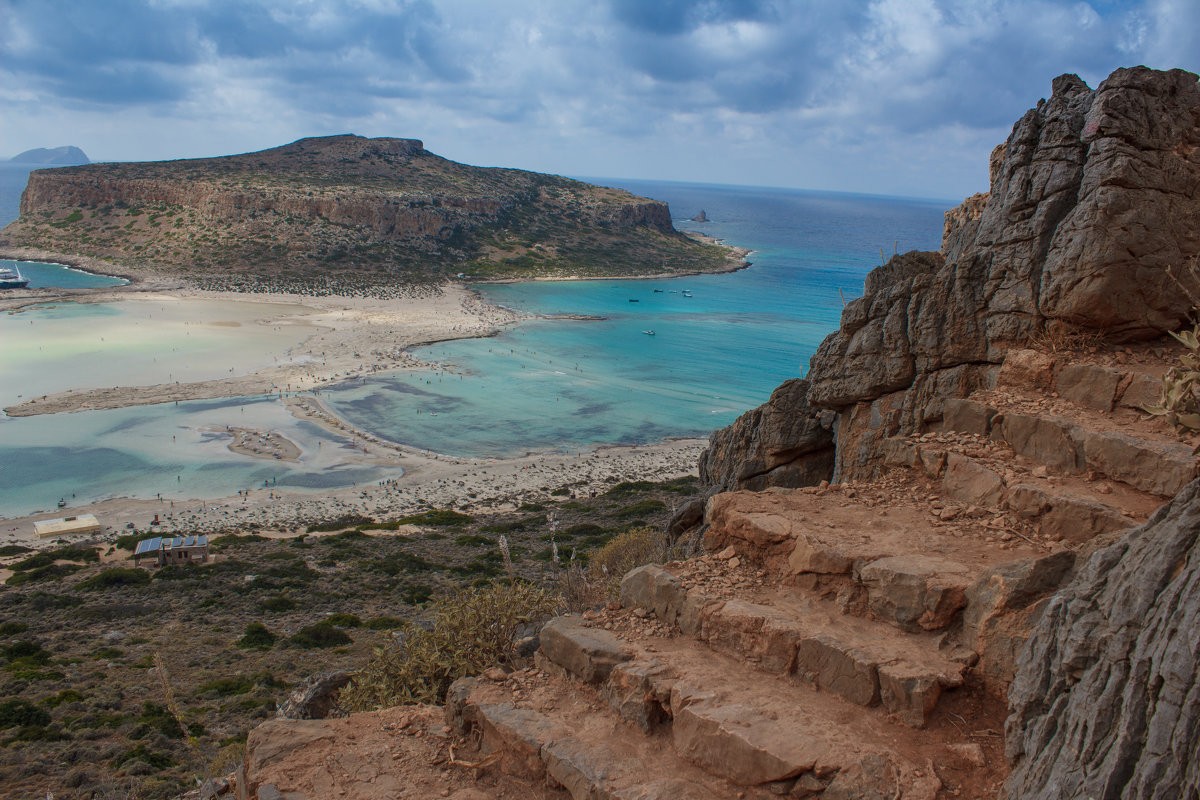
left=33, top=514, right=102, bottom=539
left=133, top=535, right=209, bottom=566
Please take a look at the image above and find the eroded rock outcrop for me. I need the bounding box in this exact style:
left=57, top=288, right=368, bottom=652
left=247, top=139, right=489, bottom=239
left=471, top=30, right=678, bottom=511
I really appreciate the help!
left=1004, top=480, right=1200, bottom=799
left=702, top=66, right=1200, bottom=484
left=698, top=379, right=835, bottom=491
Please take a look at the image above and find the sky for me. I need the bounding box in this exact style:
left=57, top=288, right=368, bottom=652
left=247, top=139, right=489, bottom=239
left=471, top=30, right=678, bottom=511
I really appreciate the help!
left=1, top=0, right=1198, bottom=200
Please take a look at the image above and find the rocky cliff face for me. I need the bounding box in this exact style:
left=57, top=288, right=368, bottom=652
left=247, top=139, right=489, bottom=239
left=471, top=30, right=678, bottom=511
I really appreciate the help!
left=1004, top=479, right=1200, bottom=799
left=700, top=66, right=1200, bottom=487
left=0, top=135, right=734, bottom=287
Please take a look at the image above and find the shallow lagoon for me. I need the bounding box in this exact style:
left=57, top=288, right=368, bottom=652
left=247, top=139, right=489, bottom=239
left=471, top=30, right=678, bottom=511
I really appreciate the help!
left=0, top=179, right=948, bottom=517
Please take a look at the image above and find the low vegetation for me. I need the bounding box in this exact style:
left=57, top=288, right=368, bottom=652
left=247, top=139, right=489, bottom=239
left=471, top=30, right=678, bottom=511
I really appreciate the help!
left=0, top=476, right=687, bottom=798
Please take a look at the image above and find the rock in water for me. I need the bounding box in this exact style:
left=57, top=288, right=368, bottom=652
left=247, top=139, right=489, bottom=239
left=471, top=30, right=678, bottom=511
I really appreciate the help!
left=1004, top=479, right=1200, bottom=799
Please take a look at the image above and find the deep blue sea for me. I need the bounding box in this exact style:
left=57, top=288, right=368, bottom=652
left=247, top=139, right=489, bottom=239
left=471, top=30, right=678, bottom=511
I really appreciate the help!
left=0, top=168, right=949, bottom=516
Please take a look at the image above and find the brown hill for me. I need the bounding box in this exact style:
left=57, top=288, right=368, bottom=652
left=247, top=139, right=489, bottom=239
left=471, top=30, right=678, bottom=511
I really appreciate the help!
left=0, top=135, right=739, bottom=290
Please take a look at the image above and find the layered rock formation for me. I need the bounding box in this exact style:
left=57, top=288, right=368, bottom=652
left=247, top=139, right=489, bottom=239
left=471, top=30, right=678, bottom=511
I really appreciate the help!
left=0, top=135, right=736, bottom=287
left=702, top=67, right=1200, bottom=487
left=1005, top=480, right=1200, bottom=799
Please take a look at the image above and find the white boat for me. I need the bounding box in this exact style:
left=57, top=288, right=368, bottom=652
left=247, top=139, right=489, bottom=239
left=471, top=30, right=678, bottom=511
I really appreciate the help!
left=642, top=330, right=655, bottom=336
left=0, top=266, right=29, bottom=289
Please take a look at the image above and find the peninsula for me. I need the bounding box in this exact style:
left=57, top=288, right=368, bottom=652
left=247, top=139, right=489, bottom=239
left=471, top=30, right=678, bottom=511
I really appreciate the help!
left=0, top=135, right=742, bottom=290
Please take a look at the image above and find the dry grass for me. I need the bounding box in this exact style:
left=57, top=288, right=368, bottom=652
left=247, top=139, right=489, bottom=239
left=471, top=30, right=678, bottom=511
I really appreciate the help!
left=341, top=581, right=560, bottom=709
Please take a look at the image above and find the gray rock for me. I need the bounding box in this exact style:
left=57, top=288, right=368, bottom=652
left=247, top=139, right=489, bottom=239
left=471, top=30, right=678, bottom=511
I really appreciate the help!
left=275, top=671, right=350, bottom=720
left=1005, top=480, right=1200, bottom=799
left=699, top=379, right=835, bottom=491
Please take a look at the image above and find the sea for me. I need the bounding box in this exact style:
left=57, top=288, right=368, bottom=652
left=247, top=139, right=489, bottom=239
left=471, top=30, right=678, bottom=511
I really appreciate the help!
left=0, top=164, right=950, bottom=517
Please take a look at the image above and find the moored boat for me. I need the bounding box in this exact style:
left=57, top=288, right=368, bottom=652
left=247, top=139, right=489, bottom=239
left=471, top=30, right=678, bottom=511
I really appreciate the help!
left=0, top=266, right=29, bottom=289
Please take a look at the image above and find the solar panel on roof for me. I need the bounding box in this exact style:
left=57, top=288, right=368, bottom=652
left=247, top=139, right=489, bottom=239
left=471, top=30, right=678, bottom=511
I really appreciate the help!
left=134, top=537, right=163, bottom=556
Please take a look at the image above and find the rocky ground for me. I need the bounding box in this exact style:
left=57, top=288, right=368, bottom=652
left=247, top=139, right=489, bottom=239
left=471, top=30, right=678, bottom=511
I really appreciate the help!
left=0, top=477, right=696, bottom=799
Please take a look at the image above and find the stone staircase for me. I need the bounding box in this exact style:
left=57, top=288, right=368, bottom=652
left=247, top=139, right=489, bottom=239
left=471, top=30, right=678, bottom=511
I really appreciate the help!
left=445, top=345, right=1196, bottom=799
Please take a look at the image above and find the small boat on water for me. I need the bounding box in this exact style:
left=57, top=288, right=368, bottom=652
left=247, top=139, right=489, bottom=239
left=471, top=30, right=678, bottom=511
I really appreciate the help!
left=628, top=298, right=639, bottom=303
left=653, top=289, right=663, bottom=293
left=0, top=266, right=30, bottom=290
left=681, top=290, right=693, bottom=297
left=642, top=330, right=655, bottom=336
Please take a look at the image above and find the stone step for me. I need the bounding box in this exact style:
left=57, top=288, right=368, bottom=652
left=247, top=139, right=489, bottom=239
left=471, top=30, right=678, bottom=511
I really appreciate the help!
left=941, top=393, right=1196, bottom=497
left=621, top=565, right=974, bottom=727
left=701, top=484, right=1048, bottom=633
left=992, top=348, right=1168, bottom=415
left=883, top=434, right=1157, bottom=545
left=449, top=617, right=981, bottom=797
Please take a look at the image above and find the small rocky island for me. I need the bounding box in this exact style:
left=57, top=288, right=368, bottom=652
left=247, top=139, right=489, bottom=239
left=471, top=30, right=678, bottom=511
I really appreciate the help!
left=9, top=145, right=90, bottom=166
left=0, top=135, right=740, bottom=290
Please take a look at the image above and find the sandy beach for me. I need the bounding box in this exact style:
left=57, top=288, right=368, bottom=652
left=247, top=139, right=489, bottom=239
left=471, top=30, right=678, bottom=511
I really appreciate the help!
left=2, top=280, right=521, bottom=416
left=0, top=270, right=711, bottom=548
left=0, top=437, right=706, bottom=547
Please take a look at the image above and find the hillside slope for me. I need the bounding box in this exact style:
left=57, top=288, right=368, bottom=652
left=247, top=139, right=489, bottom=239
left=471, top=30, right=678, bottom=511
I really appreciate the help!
left=0, top=135, right=738, bottom=289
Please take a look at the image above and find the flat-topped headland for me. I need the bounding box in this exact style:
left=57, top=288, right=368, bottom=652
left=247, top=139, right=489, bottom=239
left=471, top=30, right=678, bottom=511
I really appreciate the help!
left=0, top=134, right=744, bottom=290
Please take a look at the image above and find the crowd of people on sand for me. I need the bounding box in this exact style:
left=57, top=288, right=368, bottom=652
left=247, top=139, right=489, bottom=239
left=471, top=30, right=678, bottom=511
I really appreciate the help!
left=187, top=274, right=450, bottom=299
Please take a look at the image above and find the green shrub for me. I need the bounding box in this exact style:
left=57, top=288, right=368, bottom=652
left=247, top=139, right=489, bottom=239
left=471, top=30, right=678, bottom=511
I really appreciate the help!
left=196, top=677, right=253, bottom=697
left=259, top=595, right=296, bottom=612
left=41, top=689, right=84, bottom=708
left=549, top=487, right=571, bottom=497
left=154, top=563, right=200, bottom=581
left=12, top=546, right=98, bottom=570
left=562, top=523, right=606, bottom=538
left=114, top=531, right=162, bottom=552
left=396, top=509, right=474, bottom=527
left=455, top=534, right=494, bottom=547
left=368, top=552, right=442, bottom=576
left=343, top=582, right=559, bottom=709
left=261, top=561, right=320, bottom=586
left=0, top=622, right=28, bottom=637
left=210, top=533, right=269, bottom=550
left=365, top=616, right=406, bottom=630
left=135, top=702, right=185, bottom=738
left=0, top=698, right=51, bottom=729
left=236, top=623, right=277, bottom=650
left=604, top=480, right=657, bottom=497
left=517, top=502, right=546, bottom=512
left=0, top=545, right=31, bottom=557
left=291, top=622, right=352, bottom=649
left=613, top=499, right=666, bottom=518
left=111, top=742, right=175, bottom=769
left=77, top=568, right=151, bottom=590
left=326, top=613, right=362, bottom=628
left=7, top=563, right=84, bottom=586
left=2, top=640, right=51, bottom=665
left=399, top=584, right=434, bottom=606
left=306, top=514, right=372, bottom=533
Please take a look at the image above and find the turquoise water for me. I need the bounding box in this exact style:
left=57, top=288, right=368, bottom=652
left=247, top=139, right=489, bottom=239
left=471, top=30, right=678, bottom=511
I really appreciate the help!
left=0, top=178, right=948, bottom=516
left=1, top=259, right=127, bottom=289
left=320, top=180, right=948, bottom=457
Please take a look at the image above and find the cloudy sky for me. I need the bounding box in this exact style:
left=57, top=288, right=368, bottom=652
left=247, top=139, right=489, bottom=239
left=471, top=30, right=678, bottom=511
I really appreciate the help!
left=2, top=0, right=1197, bottom=199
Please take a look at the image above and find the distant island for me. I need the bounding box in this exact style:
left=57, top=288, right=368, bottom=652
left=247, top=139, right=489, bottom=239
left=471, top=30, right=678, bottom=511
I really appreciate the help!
left=9, top=145, right=89, bottom=166
left=0, top=135, right=743, bottom=290
left=690, top=209, right=709, bottom=222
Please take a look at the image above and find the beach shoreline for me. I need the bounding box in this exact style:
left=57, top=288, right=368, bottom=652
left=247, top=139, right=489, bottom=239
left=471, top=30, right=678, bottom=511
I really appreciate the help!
left=0, top=436, right=708, bottom=549
left=0, top=245, right=735, bottom=538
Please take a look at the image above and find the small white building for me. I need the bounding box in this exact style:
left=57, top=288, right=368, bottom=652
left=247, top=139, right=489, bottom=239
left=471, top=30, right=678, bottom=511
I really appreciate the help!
left=34, top=515, right=102, bottom=539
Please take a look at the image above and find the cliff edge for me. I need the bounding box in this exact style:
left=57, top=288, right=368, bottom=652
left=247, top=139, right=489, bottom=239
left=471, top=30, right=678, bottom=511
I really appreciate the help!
left=0, top=135, right=737, bottom=289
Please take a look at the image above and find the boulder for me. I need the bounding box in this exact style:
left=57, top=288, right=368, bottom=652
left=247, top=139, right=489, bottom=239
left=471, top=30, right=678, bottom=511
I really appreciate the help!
left=275, top=671, right=351, bottom=720
left=538, top=615, right=631, bottom=683
left=699, top=379, right=835, bottom=491
left=1005, top=480, right=1200, bottom=799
